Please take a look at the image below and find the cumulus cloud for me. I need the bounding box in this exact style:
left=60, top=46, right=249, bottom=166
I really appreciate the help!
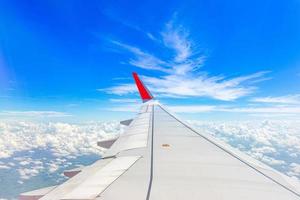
left=18, top=167, right=40, bottom=180
left=190, top=120, right=300, bottom=177
left=0, top=120, right=124, bottom=199
left=102, top=20, right=270, bottom=101
left=289, top=163, right=300, bottom=176
left=0, top=162, right=10, bottom=169
left=0, top=121, right=122, bottom=159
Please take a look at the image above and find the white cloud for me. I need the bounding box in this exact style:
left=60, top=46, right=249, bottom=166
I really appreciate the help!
left=0, top=121, right=123, bottom=159
left=160, top=104, right=300, bottom=116
left=0, top=111, right=71, bottom=118
left=103, top=20, right=270, bottom=101
left=109, top=98, right=140, bottom=103
left=110, top=40, right=171, bottom=73
left=290, top=163, right=300, bottom=176
left=221, top=106, right=300, bottom=114
left=162, top=22, right=192, bottom=63
left=108, top=104, right=140, bottom=112
left=190, top=120, right=300, bottom=177
left=260, top=156, right=286, bottom=166
left=18, top=167, right=40, bottom=180
left=168, top=105, right=216, bottom=113
left=100, top=83, right=136, bottom=95
left=251, top=94, right=300, bottom=104
left=47, top=162, right=59, bottom=173
left=0, top=164, right=10, bottom=170
left=19, top=160, right=31, bottom=166
left=141, top=71, right=268, bottom=101
left=0, top=120, right=125, bottom=191
left=146, top=33, right=157, bottom=41
left=250, top=146, right=277, bottom=154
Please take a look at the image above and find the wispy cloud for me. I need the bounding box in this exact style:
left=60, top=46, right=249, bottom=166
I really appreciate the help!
left=143, top=71, right=269, bottom=101
left=146, top=32, right=158, bottom=41
left=111, top=40, right=171, bottom=72
left=162, top=22, right=192, bottom=63
left=168, top=105, right=216, bottom=113
left=107, top=104, right=140, bottom=112
left=99, top=83, right=136, bottom=95
left=221, top=106, right=300, bottom=114
left=103, top=20, right=270, bottom=101
left=109, top=98, right=139, bottom=103
left=103, top=101, right=300, bottom=118
left=0, top=111, right=71, bottom=118
left=165, top=104, right=300, bottom=116
left=251, top=94, right=300, bottom=104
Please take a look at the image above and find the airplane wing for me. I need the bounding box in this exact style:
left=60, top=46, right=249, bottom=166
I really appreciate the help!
left=20, top=73, right=300, bottom=200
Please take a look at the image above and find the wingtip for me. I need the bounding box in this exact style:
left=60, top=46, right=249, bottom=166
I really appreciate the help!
left=132, top=72, right=153, bottom=102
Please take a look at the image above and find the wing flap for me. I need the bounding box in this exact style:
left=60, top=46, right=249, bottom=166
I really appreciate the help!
left=61, top=156, right=141, bottom=200
left=120, top=119, right=133, bottom=126
left=39, top=158, right=113, bottom=200
left=97, top=138, right=118, bottom=149
left=63, top=167, right=83, bottom=178
left=19, top=185, right=57, bottom=200
left=103, top=104, right=152, bottom=158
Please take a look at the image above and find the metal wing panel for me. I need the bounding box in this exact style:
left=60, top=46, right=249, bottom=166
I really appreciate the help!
left=103, top=104, right=152, bottom=158
left=95, top=104, right=154, bottom=200
left=147, top=104, right=300, bottom=200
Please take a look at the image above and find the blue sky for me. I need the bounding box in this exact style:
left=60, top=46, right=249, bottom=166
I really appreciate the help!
left=0, top=0, right=300, bottom=121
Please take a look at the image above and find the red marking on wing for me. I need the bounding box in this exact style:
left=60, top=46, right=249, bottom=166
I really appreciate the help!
left=132, top=72, right=153, bottom=102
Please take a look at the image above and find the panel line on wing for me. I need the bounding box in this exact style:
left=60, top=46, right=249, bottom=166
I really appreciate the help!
left=146, top=105, right=155, bottom=200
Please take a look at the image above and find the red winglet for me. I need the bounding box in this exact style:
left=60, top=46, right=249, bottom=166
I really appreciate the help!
left=132, top=72, right=153, bottom=102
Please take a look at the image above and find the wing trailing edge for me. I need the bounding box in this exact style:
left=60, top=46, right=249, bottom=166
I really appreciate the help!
left=132, top=72, right=153, bottom=102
